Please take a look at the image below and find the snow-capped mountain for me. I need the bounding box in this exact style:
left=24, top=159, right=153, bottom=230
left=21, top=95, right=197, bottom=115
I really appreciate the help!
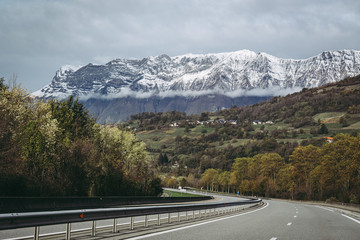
left=34, top=49, right=360, bottom=99
left=33, top=49, right=360, bottom=122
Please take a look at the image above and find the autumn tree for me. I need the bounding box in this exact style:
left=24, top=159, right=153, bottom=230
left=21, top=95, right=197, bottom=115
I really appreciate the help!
left=317, top=134, right=360, bottom=202
left=218, top=171, right=230, bottom=192
left=289, top=145, right=322, bottom=199
left=201, top=168, right=218, bottom=191
left=230, top=158, right=250, bottom=194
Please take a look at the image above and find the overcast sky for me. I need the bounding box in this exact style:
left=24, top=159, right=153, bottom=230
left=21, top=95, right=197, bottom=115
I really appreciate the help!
left=1, top=0, right=359, bottom=92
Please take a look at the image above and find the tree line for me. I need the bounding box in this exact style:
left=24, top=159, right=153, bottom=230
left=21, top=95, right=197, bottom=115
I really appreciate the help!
left=0, top=80, right=162, bottom=196
left=200, top=134, right=360, bottom=203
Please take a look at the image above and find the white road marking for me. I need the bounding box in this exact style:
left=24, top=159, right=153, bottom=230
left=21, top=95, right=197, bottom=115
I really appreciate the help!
left=287, top=222, right=292, bottom=226
left=294, top=215, right=297, bottom=218
left=127, top=202, right=269, bottom=240
left=270, top=237, right=277, bottom=240
left=314, top=206, right=334, bottom=212
left=342, top=214, right=360, bottom=224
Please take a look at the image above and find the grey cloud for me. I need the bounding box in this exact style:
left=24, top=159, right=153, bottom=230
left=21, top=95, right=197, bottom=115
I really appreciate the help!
left=0, top=0, right=359, bottom=91
left=74, top=86, right=302, bottom=101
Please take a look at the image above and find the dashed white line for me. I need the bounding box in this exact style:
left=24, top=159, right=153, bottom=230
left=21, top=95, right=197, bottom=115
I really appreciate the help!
left=270, top=237, right=277, bottom=240
left=287, top=222, right=292, bottom=226
left=342, top=214, right=360, bottom=224
left=294, top=215, right=297, bottom=218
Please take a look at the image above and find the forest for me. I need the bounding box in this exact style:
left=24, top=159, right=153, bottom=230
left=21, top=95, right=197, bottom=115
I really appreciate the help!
left=0, top=78, right=162, bottom=196
left=200, top=134, right=360, bottom=203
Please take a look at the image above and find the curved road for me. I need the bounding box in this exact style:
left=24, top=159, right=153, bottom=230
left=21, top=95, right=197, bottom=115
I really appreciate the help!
left=1, top=195, right=359, bottom=240
left=0, top=192, right=250, bottom=240
left=128, top=199, right=360, bottom=240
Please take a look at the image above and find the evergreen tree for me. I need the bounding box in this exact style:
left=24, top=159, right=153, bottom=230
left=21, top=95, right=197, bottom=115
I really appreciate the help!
left=318, top=124, right=329, bottom=134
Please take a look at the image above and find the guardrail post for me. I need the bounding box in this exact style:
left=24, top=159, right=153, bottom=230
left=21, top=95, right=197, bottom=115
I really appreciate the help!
left=91, top=221, right=96, bottom=236
left=130, top=217, right=134, bottom=230
left=0, top=197, right=261, bottom=239
left=66, top=223, right=71, bottom=240
left=145, top=215, right=148, bottom=227
left=34, top=226, right=39, bottom=240
left=113, top=219, right=117, bottom=233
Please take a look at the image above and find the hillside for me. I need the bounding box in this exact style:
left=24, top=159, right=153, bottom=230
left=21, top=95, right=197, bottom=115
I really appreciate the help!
left=127, top=75, right=360, bottom=202
left=218, top=74, right=360, bottom=125
left=131, top=74, right=360, bottom=137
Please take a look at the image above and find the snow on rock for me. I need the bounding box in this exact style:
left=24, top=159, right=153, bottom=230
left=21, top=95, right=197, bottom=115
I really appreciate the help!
left=33, top=49, right=360, bottom=99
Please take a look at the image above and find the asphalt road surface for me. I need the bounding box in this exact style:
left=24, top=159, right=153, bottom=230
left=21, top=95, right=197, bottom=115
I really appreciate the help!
left=127, top=199, right=360, bottom=240
left=0, top=192, right=248, bottom=239
left=1, top=196, right=359, bottom=240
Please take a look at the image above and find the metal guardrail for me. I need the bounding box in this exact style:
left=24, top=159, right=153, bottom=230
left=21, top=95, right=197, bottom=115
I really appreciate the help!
left=0, top=196, right=213, bottom=213
left=0, top=198, right=262, bottom=239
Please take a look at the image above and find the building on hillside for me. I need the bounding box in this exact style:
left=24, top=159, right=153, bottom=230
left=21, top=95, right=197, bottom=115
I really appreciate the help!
left=253, top=120, right=262, bottom=125
left=323, top=137, right=334, bottom=143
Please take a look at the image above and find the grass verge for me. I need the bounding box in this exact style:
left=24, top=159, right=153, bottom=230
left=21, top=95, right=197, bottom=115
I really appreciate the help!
left=163, top=189, right=204, bottom=197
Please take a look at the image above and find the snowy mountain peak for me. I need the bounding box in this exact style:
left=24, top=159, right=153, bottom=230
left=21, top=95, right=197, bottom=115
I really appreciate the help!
left=33, top=49, right=360, bottom=100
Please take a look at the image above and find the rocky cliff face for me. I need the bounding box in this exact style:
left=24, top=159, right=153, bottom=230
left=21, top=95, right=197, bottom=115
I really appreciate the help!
left=33, top=49, right=360, bottom=122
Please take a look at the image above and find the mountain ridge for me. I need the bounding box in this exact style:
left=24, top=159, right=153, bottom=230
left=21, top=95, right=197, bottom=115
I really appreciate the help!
left=33, top=49, right=360, bottom=122
left=34, top=49, right=360, bottom=99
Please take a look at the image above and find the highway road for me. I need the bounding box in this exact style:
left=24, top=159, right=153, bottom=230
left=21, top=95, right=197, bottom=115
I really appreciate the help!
left=127, top=199, right=360, bottom=240
left=0, top=192, right=250, bottom=240
left=1, top=194, right=359, bottom=240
